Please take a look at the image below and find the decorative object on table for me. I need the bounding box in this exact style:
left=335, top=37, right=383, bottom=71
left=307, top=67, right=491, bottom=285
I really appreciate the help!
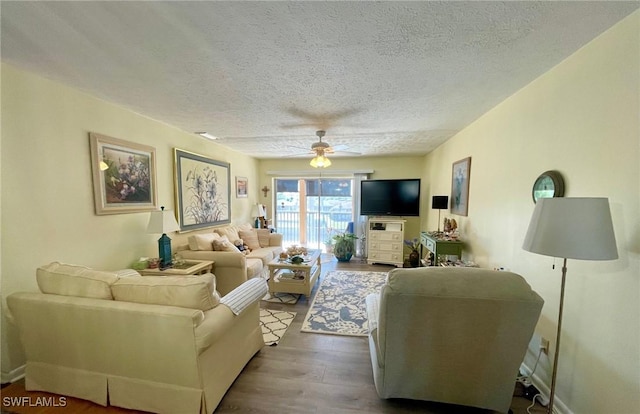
left=443, top=218, right=458, bottom=236
left=147, top=258, right=160, bottom=269
left=523, top=197, right=617, bottom=414
left=174, top=148, right=230, bottom=231
left=279, top=252, right=289, bottom=260
left=431, top=195, right=449, bottom=232
left=235, top=176, right=248, bottom=198
left=332, top=232, right=358, bottom=262
left=286, top=245, right=308, bottom=257
left=451, top=156, right=471, bottom=216
left=89, top=132, right=158, bottom=215
left=252, top=204, right=266, bottom=228
left=301, top=270, right=387, bottom=336
left=404, top=238, right=421, bottom=267
left=131, top=259, right=149, bottom=270
left=147, top=206, right=181, bottom=269
left=289, top=255, right=305, bottom=264
left=532, top=170, right=565, bottom=203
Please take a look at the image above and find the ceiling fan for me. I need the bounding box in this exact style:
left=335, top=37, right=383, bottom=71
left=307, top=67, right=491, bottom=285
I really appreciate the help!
left=309, top=130, right=333, bottom=168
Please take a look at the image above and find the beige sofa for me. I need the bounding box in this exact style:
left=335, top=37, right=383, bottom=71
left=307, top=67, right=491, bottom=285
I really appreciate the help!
left=365, top=267, right=544, bottom=413
left=176, top=224, right=283, bottom=295
left=7, top=262, right=268, bottom=414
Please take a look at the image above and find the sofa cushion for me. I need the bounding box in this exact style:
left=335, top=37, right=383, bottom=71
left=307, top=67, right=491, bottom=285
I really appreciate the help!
left=36, top=262, right=119, bottom=299
left=214, top=226, right=241, bottom=244
left=111, top=273, right=220, bottom=311
left=239, top=229, right=261, bottom=251
left=188, top=233, right=220, bottom=251
left=213, top=235, right=240, bottom=252
left=114, top=269, right=142, bottom=278
left=256, top=229, right=271, bottom=248
left=246, top=248, right=275, bottom=266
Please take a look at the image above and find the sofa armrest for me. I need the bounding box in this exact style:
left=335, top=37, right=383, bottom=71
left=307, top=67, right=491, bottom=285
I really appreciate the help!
left=268, top=233, right=283, bottom=247
left=178, top=250, right=249, bottom=296
left=220, top=278, right=268, bottom=315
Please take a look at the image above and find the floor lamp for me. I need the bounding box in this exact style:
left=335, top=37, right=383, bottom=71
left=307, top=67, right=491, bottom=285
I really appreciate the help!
left=522, top=197, right=617, bottom=414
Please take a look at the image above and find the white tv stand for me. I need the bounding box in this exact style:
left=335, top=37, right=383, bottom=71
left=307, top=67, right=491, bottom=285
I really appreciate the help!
left=366, top=218, right=405, bottom=267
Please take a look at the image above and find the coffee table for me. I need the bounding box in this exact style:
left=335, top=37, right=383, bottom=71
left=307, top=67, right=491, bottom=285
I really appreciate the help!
left=267, top=250, right=321, bottom=298
left=139, top=260, right=214, bottom=276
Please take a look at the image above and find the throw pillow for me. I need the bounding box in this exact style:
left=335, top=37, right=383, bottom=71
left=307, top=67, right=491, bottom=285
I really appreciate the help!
left=187, top=233, right=219, bottom=251
left=256, top=229, right=271, bottom=248
left=214, top=226, right=240, bottom=244
left=36, top=262, right=119, bottom=300
left=111, top=273, right=220, bottom=311
left=239, top=229, right=261, bottom=251
left=213, top=235, right=240, bottom=252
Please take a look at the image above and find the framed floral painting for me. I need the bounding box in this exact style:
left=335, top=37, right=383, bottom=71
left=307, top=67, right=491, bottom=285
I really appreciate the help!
left=451, top=156, right=471, bottom=216
left=174, top=148, right=231, bottom=231
left=89, top=132, right=158, bottom=215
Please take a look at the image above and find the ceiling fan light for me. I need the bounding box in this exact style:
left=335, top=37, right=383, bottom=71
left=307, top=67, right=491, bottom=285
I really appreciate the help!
left=310, top=155, right=331, bottom=168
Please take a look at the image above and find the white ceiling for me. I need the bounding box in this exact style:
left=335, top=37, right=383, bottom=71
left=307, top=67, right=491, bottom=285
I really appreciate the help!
left=2, top=1, right=638, bottom=159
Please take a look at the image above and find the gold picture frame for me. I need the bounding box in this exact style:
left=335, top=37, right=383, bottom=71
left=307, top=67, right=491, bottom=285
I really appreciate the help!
left=89, top=132, right=158, bottom=215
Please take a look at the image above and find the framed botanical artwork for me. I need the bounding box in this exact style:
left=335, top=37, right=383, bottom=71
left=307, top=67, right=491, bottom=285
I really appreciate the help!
left=236, top=176, right=248, bottom=198
left=451, top=157, right=472, bottom=216
left=89, top=132, right=158, bottom=215
left=174, top=148, right=231, bottom=231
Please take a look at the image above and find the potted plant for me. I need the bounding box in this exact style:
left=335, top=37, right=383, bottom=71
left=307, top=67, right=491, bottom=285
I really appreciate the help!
left=404, top=238, right=421, bottom=267
left=332, top=232, right=358, bottom=262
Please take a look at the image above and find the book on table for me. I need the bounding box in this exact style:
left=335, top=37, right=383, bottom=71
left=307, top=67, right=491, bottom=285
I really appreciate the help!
left=276, top=269, right=305, bottom=282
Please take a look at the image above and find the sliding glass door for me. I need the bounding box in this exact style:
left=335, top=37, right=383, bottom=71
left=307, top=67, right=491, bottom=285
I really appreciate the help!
left=274, top=178, right=353, bottom=251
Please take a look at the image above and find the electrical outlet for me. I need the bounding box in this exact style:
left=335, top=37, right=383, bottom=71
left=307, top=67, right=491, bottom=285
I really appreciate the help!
left=540, top=337, right=550, bottom=354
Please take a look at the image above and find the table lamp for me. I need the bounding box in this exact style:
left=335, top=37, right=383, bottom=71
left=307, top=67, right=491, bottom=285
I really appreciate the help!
left=147, top=206, right=181, bottom=269
left=252, top=204, right=266, bottom=228
left=522, top=197, right=617, bottom=414
left=432, top=196, right=449, bottom=232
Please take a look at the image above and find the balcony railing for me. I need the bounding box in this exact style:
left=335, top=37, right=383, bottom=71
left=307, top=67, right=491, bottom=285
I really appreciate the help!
left=275, top=210, right=352, bottom=250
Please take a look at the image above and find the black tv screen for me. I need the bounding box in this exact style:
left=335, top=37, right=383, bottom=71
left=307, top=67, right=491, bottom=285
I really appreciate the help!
left=360, top=179, right=421, bottom=216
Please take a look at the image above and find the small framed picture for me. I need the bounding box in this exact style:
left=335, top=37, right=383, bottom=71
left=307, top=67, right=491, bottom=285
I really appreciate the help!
left=236, top=176, right=248, bottom=198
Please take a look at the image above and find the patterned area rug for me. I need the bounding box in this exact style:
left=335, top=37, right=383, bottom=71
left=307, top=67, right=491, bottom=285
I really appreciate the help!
left=301, top=270, right=387, bottom=336
left=260, top=308, right=296, bottom=346
left=262, top=292, right=300, bottom=304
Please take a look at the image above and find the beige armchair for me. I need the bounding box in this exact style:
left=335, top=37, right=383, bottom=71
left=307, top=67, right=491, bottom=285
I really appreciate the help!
left=365, top=267, right=544, bottom=413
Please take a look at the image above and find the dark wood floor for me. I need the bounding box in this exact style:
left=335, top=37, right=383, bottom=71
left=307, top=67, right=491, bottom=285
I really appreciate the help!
left=1, top=256, right=545, bottom=414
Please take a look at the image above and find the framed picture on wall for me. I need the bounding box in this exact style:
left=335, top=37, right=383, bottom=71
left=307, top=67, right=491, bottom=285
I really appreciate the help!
left=174, top=148, right=231, bottom=231
left=451, top=157, right=471, bottom=216
left=89, top=132, right=158, bottom=215
left=236, top=176, right=248, bottom=198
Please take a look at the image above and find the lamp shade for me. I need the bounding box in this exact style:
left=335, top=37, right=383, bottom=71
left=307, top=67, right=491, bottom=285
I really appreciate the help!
left=523, top=197, right=617, bottom=260
left=432, top=196, right=449, bottom=210
left=252, top=204, right=266, bottom=217
left=147, top=207, right=180, bottom=234
left=310, top=154, right=332, bottom=168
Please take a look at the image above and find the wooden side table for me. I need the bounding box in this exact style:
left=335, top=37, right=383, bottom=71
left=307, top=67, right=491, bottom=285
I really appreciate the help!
left=139, top=260, right=214, bottom=276
left=420, top=232, right=463, bottom=266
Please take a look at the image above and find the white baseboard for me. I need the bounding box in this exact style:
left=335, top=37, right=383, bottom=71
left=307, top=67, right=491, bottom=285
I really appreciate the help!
left=1, top=364, right=25, bottom=384
left=519, top=362, right=574, bottom=414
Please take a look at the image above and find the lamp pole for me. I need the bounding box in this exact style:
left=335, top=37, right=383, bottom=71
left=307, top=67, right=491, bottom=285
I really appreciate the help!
left=548, top=258, right=567, bottom=414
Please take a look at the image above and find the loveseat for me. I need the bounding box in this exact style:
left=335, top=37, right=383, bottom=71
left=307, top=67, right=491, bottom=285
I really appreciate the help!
left=176, top=223, right=283, bottom=295
left=6, top=262, right=268, bottom=414
left=365, top=267, right=544, bottom=413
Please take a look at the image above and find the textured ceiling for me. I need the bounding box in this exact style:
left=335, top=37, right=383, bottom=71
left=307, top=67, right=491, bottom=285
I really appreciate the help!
left=2, top=1, right=638, bottom=159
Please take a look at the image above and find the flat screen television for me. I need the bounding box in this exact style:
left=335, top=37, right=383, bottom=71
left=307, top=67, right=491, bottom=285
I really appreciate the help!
left=360, top=179, right=421, bottom=216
